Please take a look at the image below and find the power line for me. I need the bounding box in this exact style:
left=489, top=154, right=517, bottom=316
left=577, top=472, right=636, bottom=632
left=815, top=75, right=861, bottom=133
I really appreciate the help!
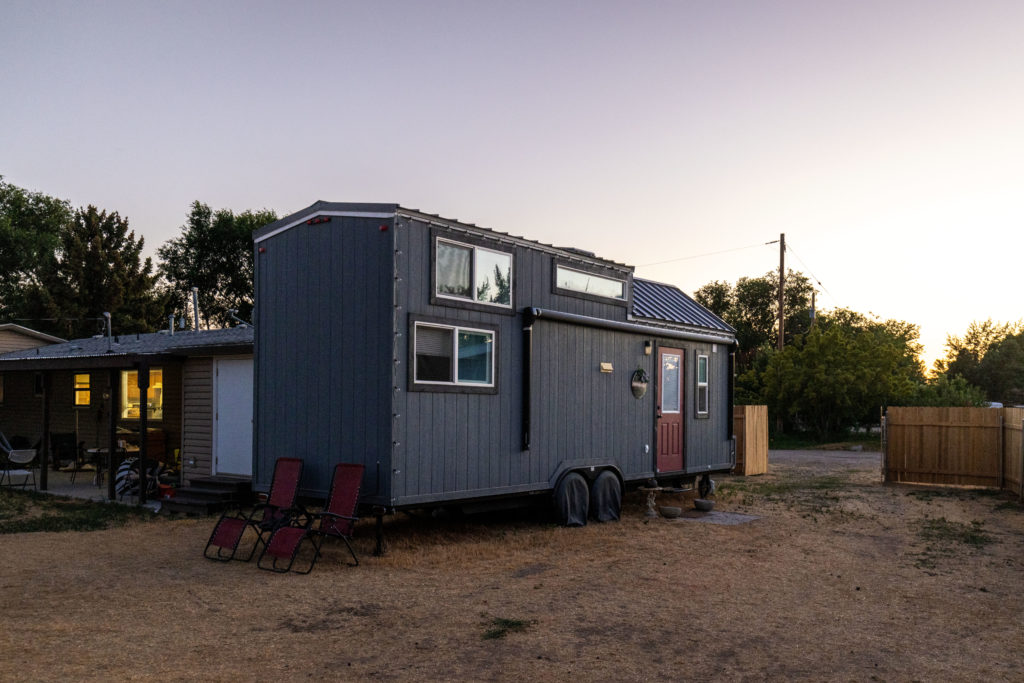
left=638, top=240, right=778, bottom=268
left=785, top=242, right=837, bottom=304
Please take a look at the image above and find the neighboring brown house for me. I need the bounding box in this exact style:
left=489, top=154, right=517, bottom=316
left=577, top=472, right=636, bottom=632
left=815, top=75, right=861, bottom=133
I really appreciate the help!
left=0, top=326, right=254, bottom=486
left=0, top=323, right=64, bottom=354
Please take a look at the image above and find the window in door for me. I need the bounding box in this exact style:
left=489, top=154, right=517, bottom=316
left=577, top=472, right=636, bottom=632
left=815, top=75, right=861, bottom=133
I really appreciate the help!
left=120, top=368, right=164, bottom=420
left=661, top=353, right=681, bottom=413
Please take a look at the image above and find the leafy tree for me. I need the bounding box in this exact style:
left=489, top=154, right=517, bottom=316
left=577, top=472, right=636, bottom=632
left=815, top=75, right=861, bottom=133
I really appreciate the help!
left=935, top=319, right=1023, bottom=383
left=0, top=177, right=73, bottom=321
left=158, top=201, right=277, bottom=328
left=24, top=206, right=164, bottom=339
left=694, top=269, right=815, bottom=367
left=751, top=309, right=925, bottom=438
left=911, top=375, right=986, bottom=407
left=976, top=332, right=1024, bottom=405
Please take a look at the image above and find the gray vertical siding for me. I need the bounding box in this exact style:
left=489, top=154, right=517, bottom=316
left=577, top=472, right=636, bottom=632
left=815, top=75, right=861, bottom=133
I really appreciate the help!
left=679, top=341, right=734, bottom=473
left=391, top=216, right=727, bottom=506
left=256, top=207, right=733, bottom=507
left=254, top=215, right=394, bottom=498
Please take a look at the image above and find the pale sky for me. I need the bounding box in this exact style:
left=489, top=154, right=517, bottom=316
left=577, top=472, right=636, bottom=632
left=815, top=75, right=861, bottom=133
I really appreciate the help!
left=3, top=0, right=1022, bottom=367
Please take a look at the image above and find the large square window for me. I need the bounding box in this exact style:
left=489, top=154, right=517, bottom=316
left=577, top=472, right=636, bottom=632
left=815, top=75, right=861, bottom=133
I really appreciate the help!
left=414, top=322, right=494, bottom=387
left=435, top=238, right=512, bottom=308
left=73, top=373, right=91, bottom=407
left=121, top=368, right=164, bottom=420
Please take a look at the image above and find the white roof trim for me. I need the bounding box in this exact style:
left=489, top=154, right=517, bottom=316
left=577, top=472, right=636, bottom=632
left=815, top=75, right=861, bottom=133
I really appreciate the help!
left=254, top=211, right=396, bottom=243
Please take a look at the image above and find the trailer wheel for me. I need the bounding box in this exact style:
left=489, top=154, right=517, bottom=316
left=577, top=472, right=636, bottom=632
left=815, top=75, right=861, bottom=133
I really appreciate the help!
left=589, top=470, right=622, bottom=522
left=553, top=472, right=589, bottom=527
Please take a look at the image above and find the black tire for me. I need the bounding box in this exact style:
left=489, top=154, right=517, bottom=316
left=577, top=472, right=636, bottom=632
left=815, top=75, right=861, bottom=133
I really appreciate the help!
left=589, top=470, right=622, bottom=522
left=553, top=472, right=589, bottom=527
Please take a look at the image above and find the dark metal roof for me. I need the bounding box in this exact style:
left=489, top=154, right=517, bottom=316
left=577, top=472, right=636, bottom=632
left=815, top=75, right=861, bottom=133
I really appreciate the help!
left=253, top=201, right=632, bottom=272
left=0, top=326, right=253, bottom=367
left=631, top=279, right=735, bottom=335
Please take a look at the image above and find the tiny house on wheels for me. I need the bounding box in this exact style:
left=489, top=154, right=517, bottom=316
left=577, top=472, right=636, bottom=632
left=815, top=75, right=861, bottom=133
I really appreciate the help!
left=253, top=202, right=737, bottom=524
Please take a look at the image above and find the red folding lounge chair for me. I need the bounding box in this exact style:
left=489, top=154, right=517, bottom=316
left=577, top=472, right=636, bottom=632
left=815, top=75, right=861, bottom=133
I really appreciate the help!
left=257, top=462, right=364, bottom=574
left=203, top=457, right=304, bottom=562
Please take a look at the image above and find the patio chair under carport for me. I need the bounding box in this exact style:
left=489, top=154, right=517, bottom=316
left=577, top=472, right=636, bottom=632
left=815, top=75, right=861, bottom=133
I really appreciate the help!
left=0, top=429, right=37, bottom=490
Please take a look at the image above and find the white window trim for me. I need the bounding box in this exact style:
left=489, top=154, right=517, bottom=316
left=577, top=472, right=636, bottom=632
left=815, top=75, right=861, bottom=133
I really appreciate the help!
left=413, top=322, right=496, bottom=387
left=555, top=264, right=626, bottom=301
left=434, top=237, right=513, bottom=309
left=696, top=354, right=709, bottom=416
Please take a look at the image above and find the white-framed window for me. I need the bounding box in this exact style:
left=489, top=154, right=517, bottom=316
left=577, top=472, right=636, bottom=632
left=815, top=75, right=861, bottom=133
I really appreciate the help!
left=435, top=237, right=512, bottom=308
left=555, top=265, right=626, bottom=301
left=73, top=373, right=91, bottom=407
left=121, top=367, right=164, bottom=420
left=696, top=354, right=709, bottom=416
left=414, top=322, right=495, bottom=386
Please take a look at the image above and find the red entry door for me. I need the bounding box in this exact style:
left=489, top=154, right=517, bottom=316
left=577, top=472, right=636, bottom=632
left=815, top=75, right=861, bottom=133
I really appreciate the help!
left=656, top=347, right=684, bottom=472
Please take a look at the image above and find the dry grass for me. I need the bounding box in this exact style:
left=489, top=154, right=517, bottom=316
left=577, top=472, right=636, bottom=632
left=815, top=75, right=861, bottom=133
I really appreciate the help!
left=2, top=451, right=1024, bottom=682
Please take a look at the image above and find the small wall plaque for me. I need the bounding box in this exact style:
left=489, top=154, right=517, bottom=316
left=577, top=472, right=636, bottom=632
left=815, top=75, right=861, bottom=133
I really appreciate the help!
left=599, top=362, right=613, bottom=373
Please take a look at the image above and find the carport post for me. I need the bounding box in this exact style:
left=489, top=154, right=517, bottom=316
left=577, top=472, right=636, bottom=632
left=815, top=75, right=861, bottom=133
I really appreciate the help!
left=137, top=364, right=149, bottom=505
left=39, top=372, right=52, bottom=491
left=107, top=369, right=120, bottom=501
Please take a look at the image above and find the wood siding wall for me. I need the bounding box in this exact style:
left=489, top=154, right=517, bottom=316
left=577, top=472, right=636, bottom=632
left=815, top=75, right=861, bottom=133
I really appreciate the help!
left=254, top=215, right=394, bottom=498
left=884, top=407, right=1007, bottom=488
left=733, top=405, right=768, bottom=475
left=182, top=358, right=213, bottom=479
left=0, top=330, right=60, bottom=353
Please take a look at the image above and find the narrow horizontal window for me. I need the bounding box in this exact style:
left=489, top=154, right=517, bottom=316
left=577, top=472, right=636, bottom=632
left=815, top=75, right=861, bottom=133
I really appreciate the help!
left=414, top=323, right=494, bottom=387
left=556, top=265, right=625, bottom=300
left=435, top=237, right=512, bottom=308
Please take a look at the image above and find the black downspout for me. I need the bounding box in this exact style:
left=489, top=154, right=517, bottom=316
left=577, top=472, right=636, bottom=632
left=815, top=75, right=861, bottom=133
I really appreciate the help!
left=522, top=309, right=535, bottom=451
left=727, top=348, right=736, bottom=441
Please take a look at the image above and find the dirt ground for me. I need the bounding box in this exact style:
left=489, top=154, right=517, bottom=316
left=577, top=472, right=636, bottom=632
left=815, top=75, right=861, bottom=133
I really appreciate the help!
left=2, top=449, right=1023, bottom=682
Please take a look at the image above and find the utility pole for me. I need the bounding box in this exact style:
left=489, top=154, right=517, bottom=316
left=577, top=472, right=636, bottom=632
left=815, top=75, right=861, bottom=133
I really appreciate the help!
left=777, top=233, right=785, bottom=350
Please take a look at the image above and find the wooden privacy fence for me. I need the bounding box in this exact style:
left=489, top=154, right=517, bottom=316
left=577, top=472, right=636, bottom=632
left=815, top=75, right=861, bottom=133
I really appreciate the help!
left=884, top=407, right=1024, bottom=496
left=733, top=405, right=768, bottom=476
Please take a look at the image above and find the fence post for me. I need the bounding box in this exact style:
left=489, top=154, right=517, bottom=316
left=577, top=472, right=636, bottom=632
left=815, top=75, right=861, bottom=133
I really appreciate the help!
left=881, top=412, right=887, bottom=483
left=1020, top=419, right=1024, bottom=500
left=999, top=413, right=1005, bottom=491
